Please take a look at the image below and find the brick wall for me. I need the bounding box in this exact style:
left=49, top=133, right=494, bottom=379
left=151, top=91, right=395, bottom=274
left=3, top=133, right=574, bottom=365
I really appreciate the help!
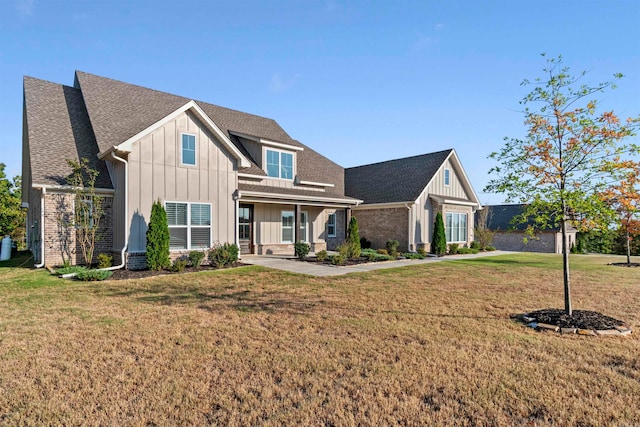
left=43, top=192, right=113, bottom=267
left=353, top=208, right=409, bottom=251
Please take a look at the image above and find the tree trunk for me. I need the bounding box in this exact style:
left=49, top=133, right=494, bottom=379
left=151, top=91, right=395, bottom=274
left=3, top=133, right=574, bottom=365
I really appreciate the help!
left=561, top=208, right=572, bottom=316
left=626, top=230, right=631, bottom=266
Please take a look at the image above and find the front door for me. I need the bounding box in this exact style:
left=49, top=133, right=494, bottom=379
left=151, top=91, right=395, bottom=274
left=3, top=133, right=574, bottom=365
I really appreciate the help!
left=239, top=204, right=253, bottom=255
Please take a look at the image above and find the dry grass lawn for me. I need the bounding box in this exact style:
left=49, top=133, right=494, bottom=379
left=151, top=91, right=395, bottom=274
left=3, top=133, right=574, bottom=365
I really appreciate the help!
left=0, top=253, right=639, bottom=425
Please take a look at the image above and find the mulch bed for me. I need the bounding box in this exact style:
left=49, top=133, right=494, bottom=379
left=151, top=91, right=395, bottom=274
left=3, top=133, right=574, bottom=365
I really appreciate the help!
left=107, top=263, right=245, bottom=281
left=523, top=308, right=627, bottom=330
left=608, top=262, right=640, bottom=268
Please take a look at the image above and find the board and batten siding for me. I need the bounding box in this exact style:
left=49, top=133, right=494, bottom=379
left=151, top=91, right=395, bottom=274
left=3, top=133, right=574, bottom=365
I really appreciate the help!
left=412, top=158, right=473, bottom=247
left=253, top=204, right=324, bottom=245
left=126, top=110, right=238, bottom=252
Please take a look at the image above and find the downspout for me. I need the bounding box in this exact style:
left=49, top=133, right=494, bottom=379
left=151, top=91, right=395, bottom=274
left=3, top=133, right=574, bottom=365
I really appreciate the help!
left=103, top=151, right=128, bottom=271
left=406, top=203, right=413, bottom=252
left=233, top=191, right=240, bottom=259
left=34, top=186, right=46, bottom=268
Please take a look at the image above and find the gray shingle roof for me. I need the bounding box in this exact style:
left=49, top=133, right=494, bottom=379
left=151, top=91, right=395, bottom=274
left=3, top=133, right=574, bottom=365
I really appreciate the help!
left=345, top=149, right=453, bottom=204
left=479, top=204, right=565, bottom=231
left=23, top=76, right=112, bottom=188
left=239, top=183, right=360, bottom=203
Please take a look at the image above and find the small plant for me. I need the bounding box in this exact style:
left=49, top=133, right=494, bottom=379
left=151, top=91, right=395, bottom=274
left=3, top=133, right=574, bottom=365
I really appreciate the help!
left=403, top=252, right=425, bottom=260
left=331, top=253, right=346, bottom=265
left=346, top=217, right=361, bottom=258
left=377, top=248, right=388, bottom=255
left=208, top=242, right=239, bottom=268
left=374, top=254, right=394, bottom=261
left=457, top=247, right=479, bottom=255
left=485, top=245, right=496, bottom=251
left=294, top=241, right=310, bottom=259
left=54, top=265, right=88, bottom=276
left=470, top=240, right=481, bottom=250
left=431, top=212, right=447, bottom=256
left=360, top=237, right=372, bottom=249
left=76, top=269, right=113, bottom=281
left=448, top=243, right=459, bottom=255
left=364, top=251, right=377, bottom=262
left=169, top=258, right=188, bottom=272
left=97, top=253, right=113, bottom=269
left=146, top=200, right=170, bottom=271
left=386, top=240, right=400, bottom=256
left=417, top=246, right=427, bottom=257
left=188, top=250, right=205, bottom=268
left=316, top=250, right=328, bottom=262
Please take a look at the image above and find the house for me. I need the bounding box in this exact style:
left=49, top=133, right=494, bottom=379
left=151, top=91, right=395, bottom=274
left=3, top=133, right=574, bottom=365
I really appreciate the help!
left=22, top=71, right=481, bottom=269
left=22, top=71, right=361, bottom=268
left=345, top=150, right=481, bottom=252
left=477, top=204, right=577, bottom=254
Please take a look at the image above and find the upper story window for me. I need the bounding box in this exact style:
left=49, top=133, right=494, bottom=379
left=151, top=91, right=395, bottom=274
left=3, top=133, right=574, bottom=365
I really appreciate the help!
left=266, top=149, right=293, bottom=180
left=444, top=168, right=451, bottom=186
left=181, top=133, right=196, bottom=166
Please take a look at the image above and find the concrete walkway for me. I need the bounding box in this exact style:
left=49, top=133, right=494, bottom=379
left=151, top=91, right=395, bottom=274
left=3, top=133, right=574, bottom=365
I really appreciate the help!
left=241, top=251, right=510, bottom=277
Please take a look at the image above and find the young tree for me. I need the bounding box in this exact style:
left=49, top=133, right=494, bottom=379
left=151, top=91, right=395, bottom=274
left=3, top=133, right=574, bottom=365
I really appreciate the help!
left=66, top=158, right=104, bottom=266
left=146, top=200, right=170, bottom=270
left=486, top=55, right=640, bottom=315
left=474, top=207, right=495, bottom=250
left=346, top=216, right=361, bottom=258
left=0, top=164, right=25, bottom=245
left=431, top=211, right=447, bottom=256
left=600, top=170, right=640, bottom=265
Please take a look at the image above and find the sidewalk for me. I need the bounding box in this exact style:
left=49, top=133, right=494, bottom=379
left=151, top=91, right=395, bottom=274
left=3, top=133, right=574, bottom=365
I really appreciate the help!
left=241, top=251, right=509, bottom=277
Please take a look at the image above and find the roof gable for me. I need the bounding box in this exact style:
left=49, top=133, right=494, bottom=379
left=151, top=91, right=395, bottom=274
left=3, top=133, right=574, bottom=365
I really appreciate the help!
left=345, top=149, right=454, bottom=204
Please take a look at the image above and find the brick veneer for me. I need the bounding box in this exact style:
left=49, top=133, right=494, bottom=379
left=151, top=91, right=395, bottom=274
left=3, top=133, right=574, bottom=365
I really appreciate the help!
left=42, top=192, right=113, bottom=267
left=353, top=208, right=408, bottom=251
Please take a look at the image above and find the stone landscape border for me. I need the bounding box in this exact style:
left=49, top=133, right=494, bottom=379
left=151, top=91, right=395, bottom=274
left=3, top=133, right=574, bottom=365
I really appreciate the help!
left=517, top=314, right=633, bottom=337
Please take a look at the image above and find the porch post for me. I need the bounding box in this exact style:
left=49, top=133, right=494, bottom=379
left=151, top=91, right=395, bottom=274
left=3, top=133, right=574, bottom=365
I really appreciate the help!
left=294, top=204, right=301, bottom=255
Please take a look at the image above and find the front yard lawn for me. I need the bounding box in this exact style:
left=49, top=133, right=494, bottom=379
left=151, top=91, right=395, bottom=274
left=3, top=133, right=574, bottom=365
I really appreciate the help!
left=0, top=252, right=639, bottom=425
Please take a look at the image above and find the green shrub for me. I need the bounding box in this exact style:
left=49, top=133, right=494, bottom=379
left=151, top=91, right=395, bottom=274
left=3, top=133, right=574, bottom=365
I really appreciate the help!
left=457, top=247, right=479, bottom=255
left=188, top=250, right=206, bottom=268
left=364, top=251, right=377, bottom=262
left=295, top=241, right=310, bottom=259
left=146, top=200, right=170, bottom=271
left=431, top=212, right=447, bottom=256
left=377, top=248, right=388, bottom=255
left=337, top=242, right=350, bottom=259
left=169, top=258, right=188, bottom=272
left=470, top=240, right=480, bottom=250
left=448, top=243, right=459, bottom=255
left=346, top=217, right=361, bottom=258
left=331, top=253, right=346, bottom=265
left=360, top=237, right=372, bottom=249
left=374, top=254, right=394, bottom=261
left=316, top=250, right=328, bottom=261
left=403, top=252, right=425, bottom=259
left=208, top=242, right=239, bottom=268
left=417, top=246, right=427, bottom=257
left=485, top=246, right=496, bottom=251
left=386, top=240, right=400, bottom=256
left=97, top=253, right=113, bottom=269
left=54, top=265, right=88, bottom=276
left=76, top=269, right=113, bottom=281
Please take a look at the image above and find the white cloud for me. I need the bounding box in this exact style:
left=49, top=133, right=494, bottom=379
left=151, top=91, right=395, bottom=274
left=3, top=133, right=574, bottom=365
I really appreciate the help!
left=268, top=73, right=300, bottom=93
left=15, top=0, right=34, bottom=16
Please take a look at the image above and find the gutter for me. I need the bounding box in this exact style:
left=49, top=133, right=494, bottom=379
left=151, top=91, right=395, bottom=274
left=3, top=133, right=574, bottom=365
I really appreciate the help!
left=102, top=151, right=128, bottom=271
left=34, top=186, right=46, bottom=268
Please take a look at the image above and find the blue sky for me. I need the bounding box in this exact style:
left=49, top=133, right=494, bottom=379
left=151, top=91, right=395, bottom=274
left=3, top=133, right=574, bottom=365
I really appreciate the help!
left=1, top=0, right=639, bottom=203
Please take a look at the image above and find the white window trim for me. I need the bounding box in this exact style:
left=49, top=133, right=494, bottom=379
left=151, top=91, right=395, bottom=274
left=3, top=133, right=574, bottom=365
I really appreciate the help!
left=281, top=210, right=295, bottom=243
left=445, top=212, right=467, bottom=243
left=444, top=168, right=451, bottom=186
left=327, top=213, right=336, bottom=237
left=73, top=196, right=94, bottom=228
left=265, top=147, right=295, bottom=181
left=180, top=133, right=197, bottom=167
left=165, top=201, right=212, bottom=250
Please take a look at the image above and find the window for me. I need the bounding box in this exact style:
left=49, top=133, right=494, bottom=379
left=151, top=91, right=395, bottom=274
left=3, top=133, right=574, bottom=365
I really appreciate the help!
left=300, top=211, right=308, bottom=242
left=445, top=212, right=467, bottom=243
left=181, top=133, right=196, bottom=166
left=444, top=168, right=451, bottom=186
left=266, top=149, right=293, bottom=179
left=281, top=211, right=294, bottom=243
left=327, top=213, right=336, bottom=237
left=74, top=197, right=94, bottom=228
left=166, top=202, right=211, bottom=250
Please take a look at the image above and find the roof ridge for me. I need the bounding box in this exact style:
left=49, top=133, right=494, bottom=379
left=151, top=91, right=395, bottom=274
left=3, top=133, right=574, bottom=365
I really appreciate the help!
left=346, top=148, right=453, bottom=170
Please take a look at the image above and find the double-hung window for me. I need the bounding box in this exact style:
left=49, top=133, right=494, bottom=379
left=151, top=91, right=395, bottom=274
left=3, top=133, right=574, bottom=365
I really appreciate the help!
left=281, top=211, right=294, bottom=243
left=445, top=212, right=467, bottom=243
left=166, top=202, right=211, bottom=250
left=327, top=213, right=336, bottom=237
left=181, top=133, right=196, bottom=166
left=266, top=149, right=293, bottom=179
